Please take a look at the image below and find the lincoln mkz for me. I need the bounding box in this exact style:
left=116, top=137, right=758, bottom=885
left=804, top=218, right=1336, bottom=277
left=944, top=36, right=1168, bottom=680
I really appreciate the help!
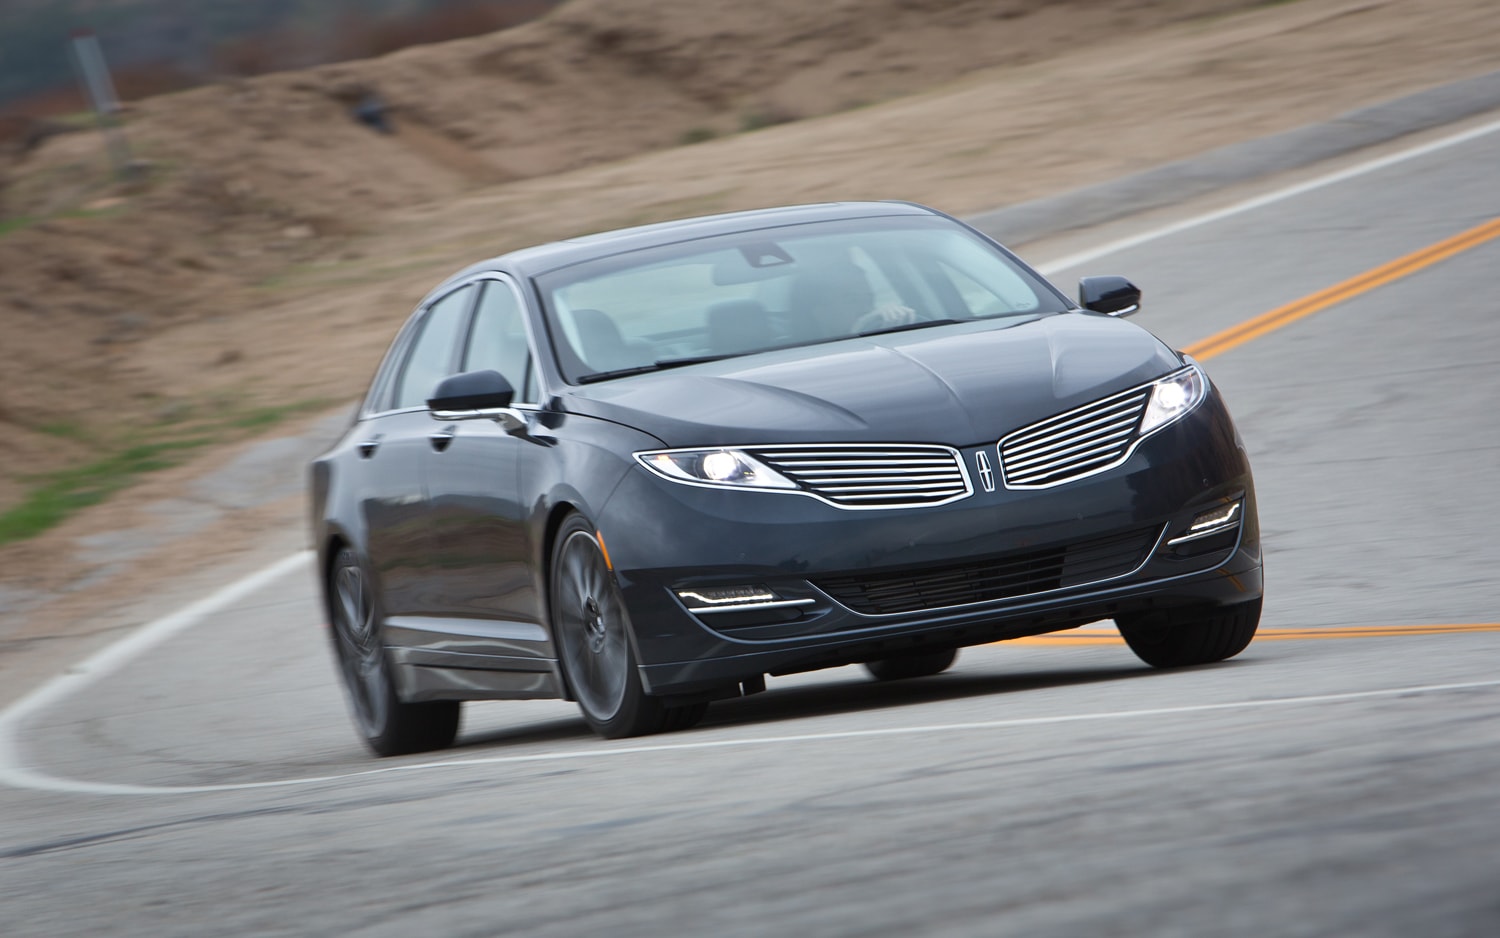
left=309, top=202, right=1262, bottom=755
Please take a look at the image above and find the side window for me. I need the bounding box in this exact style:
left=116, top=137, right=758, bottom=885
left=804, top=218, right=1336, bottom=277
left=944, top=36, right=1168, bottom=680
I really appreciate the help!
left=462, top=280, right=535, bottom=403
left=392, top=286, right=473, bottom=410
left=363, top=315, right=422, bottom=415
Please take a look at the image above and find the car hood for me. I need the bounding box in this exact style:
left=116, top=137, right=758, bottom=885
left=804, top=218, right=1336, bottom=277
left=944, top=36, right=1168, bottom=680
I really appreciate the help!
left=560, top=313, right=1182, bottom=447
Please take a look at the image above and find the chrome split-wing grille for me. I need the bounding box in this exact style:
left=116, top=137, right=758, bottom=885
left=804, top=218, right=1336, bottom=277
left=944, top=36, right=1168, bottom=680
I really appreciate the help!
left=999, top=385, right=1152, bottom=488
left=747, top=445, right=971, bottom=508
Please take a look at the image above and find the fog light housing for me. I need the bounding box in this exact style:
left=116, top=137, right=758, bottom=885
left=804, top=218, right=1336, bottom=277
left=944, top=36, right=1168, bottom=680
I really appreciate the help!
left=673, top=585, right=816, bottom=614
left=676, top=586, right=776, bottom=607
left=1168, top=500, right=1243, bottom=547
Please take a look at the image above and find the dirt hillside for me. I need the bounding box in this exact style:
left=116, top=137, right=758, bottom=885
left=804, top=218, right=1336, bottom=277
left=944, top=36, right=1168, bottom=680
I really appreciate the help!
left=0, top=0, right=1497, bottom=651
left=0, top=0, right=1284, bottom=504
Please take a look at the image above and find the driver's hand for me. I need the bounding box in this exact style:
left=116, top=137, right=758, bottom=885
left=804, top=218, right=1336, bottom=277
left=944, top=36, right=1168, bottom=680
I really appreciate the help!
left=852, top=304, right=917, bottom=333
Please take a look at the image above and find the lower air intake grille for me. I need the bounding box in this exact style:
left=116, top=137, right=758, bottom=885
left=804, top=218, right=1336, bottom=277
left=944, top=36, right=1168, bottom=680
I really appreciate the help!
left=815, top=526, right=1161, bottom=615
left=746, top=444, right=970, bottom=508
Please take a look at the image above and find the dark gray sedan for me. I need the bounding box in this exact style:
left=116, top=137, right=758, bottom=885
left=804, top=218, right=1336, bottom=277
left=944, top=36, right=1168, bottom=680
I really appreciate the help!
left=310, top=201, right=1262, bottom=755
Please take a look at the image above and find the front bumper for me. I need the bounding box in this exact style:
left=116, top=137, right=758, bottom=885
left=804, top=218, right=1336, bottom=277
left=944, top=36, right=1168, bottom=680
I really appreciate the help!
left=595, top=389, right=1261, bottom=696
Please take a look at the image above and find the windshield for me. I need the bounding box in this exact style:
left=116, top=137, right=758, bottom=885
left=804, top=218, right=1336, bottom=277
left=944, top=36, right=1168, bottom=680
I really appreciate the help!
left=536, top=215, right=1070, bottom=384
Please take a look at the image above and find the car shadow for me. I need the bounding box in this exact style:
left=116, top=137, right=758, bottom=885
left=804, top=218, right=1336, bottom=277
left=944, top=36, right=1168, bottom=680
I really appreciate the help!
left=452, top=659, right=1210, bottom=751
left=698, top=663, right=1161, bottom=731
left=455, top=716, right=598, bottom=750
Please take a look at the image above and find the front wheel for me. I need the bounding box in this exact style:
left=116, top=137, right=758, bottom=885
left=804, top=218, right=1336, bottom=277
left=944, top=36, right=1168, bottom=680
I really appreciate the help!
left=550, top=514, right=706, bottom=739
left=329, top=547, right=460, bottom=756
left=1116, top=597, right=1262, bottom=668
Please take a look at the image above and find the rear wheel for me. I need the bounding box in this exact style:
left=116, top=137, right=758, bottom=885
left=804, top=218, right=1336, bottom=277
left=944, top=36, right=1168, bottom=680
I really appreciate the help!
left=1116, top=598, right=1262, bottom=668
left=864, top=647, right=958, bottom=682
left=329, top=547, right=460, bottom=756
left=551, top=514, right=706, bottom=738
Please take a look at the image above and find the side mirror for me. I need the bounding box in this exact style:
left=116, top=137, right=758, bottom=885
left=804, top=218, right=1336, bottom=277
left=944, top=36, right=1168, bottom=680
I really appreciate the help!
left=428, top=369, right=515, bottom=413
left=1078, top=276, right=1142, bottom=317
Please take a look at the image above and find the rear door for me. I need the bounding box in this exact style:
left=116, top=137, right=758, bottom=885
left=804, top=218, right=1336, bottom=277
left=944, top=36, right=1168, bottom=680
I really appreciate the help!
left=359, top=284, right=476, bottom=621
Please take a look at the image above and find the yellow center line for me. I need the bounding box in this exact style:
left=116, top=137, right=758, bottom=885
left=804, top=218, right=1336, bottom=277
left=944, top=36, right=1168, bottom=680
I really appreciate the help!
left=1013, top=210, right=1500, bottom=649
left=1184, top=216, right=1500, bottom=360
left=1004, top=623, right=1500, bottom=646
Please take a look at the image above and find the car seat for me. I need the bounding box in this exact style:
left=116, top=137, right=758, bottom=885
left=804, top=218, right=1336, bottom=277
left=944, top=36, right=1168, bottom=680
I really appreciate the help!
left=706, top=299, right=775, bottom=357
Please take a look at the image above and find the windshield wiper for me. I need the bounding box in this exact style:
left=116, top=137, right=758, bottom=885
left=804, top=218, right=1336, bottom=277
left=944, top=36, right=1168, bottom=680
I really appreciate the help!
left=576, top=354, right=736, bottom=384
left=856, top=318, right=962, bottom=337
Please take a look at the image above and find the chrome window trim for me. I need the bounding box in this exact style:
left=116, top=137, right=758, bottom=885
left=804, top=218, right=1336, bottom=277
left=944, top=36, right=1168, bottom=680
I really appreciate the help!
left=362, top=272, right=547, bottom=420
left=428, top=406, right=532, bottom=433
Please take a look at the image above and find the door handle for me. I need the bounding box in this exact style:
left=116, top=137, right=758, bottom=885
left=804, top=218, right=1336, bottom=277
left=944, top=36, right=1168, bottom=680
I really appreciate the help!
left=358, top=436, right=383, bottom=458
left=428, top=428, right=456, bottom=453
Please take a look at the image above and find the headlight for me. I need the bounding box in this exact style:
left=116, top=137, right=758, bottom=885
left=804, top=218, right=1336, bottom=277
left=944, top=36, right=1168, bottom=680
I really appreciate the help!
left=1139, top=365, right=1207, bottom=435
left=636, top=448, right=798, bottom=490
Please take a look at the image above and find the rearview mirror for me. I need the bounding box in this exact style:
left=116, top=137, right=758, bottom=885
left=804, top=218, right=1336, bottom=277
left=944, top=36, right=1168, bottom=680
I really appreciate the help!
left=1078, top=276, right=1142, bottom=317
left=428, top=369, right=515, bottom=412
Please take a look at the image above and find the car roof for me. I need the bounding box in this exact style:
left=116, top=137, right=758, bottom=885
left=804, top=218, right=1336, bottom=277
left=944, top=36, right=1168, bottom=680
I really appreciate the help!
left=445, top=201, right=945, bottom=286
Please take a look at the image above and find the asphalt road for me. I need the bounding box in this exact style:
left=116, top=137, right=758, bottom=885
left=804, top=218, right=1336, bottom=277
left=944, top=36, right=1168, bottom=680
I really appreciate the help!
left=3, top=120, right=1500, bottom=937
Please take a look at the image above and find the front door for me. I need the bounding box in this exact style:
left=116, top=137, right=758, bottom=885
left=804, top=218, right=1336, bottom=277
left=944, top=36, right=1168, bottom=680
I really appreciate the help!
left=419, top=279, right=547, bottom=655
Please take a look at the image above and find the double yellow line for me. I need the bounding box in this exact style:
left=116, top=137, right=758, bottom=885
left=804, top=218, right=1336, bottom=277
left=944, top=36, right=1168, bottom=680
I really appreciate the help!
left=1010, top=623, right=1500, bottom=646
left=1185, top=216, right=1500, bottom=361
left=1019, top=223, right=1500, bottom=647
left=1185, top=216, right=1500, bottom=641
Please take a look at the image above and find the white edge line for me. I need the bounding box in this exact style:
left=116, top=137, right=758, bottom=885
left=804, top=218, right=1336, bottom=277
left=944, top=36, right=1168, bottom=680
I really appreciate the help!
left=1034, top=114, right=1500, bottom=275
left=7, top=115, right=1500, bottom=798
left=0, top=550, right=315, bottom=797
left=7, top=673, right=1500, bottom=797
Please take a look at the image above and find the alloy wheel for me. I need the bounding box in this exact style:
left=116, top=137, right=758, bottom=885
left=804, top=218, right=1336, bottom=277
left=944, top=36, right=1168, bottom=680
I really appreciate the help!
left=555, top=530, right=630, bottom=721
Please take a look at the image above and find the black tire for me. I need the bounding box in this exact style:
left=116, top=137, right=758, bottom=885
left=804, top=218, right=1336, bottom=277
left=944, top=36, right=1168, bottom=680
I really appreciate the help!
left=329, top=547, right=460, bottom=756
left=1116, top=597, right=1262, bottom=669
left=864, top=647, right=958, bottom=682
left=550, top=514, right=707, bottom=738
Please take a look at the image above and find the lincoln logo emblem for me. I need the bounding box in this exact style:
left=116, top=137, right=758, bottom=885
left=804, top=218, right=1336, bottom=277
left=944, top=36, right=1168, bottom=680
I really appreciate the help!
left=976, top=451, right=996, bottom=492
